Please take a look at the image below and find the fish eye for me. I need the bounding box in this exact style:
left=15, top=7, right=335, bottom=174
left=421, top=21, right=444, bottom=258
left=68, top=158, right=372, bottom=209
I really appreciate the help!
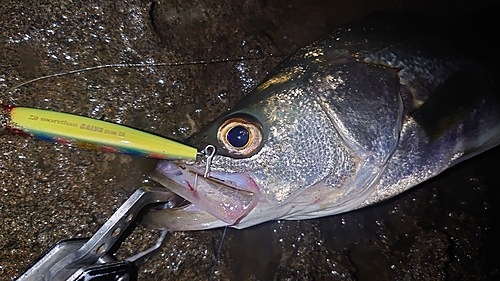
left=227, top=126, right=249, bottom=148
left=217, top=116, right=263, bottom=157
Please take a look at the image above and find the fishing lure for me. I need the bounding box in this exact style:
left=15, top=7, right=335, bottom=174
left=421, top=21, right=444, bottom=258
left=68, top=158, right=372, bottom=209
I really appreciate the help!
left=1, top=105, right=197, bottom=160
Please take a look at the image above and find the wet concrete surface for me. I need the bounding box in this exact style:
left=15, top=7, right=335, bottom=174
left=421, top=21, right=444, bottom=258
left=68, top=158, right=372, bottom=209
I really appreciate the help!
left=1, top=0, right=499, bottom=280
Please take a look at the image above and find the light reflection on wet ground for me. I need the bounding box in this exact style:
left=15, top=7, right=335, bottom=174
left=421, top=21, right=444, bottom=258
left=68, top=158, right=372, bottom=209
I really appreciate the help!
left=1, top=0, right=499, bottom=280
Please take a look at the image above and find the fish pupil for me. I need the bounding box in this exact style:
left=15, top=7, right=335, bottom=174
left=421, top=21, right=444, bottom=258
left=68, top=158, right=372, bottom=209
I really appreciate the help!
left=227, top=126, right=249, bottom=148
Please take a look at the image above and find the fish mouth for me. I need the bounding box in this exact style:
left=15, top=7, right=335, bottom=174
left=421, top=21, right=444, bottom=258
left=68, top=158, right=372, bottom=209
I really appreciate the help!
left=150, top=161, right=260, bottom=226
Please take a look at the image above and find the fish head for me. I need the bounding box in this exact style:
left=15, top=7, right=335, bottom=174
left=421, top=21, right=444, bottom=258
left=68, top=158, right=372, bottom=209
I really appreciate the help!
left=144, top=14, right=500, bottom=231
left=148, top=66, right=361, bottom=230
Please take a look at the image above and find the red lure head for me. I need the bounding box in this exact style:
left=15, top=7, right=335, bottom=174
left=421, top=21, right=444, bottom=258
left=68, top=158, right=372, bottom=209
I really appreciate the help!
left=1, top=105, right=33, bottom=138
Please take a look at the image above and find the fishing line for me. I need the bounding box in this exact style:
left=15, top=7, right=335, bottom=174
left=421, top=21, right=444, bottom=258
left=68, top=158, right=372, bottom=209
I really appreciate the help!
left=6, top=55, right=283, bottom=93
left=209, top=225, right=228, bottom=281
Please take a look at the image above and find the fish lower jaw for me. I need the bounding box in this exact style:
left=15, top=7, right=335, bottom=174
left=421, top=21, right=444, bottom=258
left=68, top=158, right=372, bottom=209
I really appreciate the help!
left=143, top=203, right=231, bottom=231
left=152, top=161, right=260, bottom=226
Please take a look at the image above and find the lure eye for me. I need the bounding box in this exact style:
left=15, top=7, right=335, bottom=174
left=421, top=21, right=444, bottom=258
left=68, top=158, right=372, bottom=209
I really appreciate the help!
left=217, top=116, right=263, bottom=157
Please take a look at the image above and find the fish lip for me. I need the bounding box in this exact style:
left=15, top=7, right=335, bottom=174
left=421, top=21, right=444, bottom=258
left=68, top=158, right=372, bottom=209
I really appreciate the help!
left=182, top=164, right=260, bottom=194
left=152, top=160, right=260, bottom=225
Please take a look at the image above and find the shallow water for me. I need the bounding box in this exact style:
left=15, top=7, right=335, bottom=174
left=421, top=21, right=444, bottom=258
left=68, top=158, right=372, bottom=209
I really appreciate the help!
left=1, top=0, right=499, bottom=280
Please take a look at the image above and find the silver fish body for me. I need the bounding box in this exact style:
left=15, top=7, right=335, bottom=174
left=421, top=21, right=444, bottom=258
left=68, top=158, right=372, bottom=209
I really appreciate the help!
left=147, top=15, right=500, bottom=230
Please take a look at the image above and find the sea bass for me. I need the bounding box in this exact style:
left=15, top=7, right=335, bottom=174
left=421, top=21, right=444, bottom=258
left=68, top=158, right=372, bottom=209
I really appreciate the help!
left=146, top=14, right=500, bottom=230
